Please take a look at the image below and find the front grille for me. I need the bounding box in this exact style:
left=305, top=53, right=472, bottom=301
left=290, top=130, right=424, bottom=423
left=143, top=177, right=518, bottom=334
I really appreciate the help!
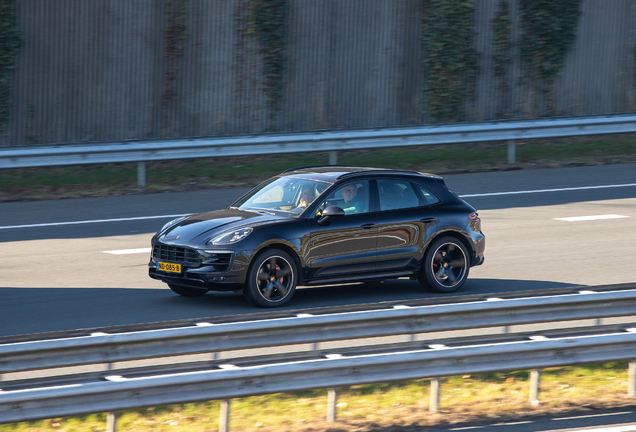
left=152, top=244, right=201, bottom=266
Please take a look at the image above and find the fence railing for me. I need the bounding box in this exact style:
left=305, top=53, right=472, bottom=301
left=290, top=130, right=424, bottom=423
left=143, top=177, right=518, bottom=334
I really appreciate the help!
left=2, top=286, right=636, bottom=427
left=2, top=113, right=636, bottom=186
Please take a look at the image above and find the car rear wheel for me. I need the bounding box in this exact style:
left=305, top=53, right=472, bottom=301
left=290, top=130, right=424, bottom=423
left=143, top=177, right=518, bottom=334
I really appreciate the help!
left=419, top=236, right=469, bottom=293
left=168, top=283, right=208, bottom=297
left=244, top=249, right=297, bottom=307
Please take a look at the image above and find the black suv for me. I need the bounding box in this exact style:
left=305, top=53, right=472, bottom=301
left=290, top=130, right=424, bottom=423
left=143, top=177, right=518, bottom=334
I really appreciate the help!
left=149, top=166, right=485, bottom=307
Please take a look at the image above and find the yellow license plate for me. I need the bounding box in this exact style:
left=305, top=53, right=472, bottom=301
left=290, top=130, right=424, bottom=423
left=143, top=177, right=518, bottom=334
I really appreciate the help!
left=156, top=262, right=181, bottom=273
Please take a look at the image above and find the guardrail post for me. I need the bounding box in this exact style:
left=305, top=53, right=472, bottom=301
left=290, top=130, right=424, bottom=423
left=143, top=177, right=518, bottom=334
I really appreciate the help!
left=219, top=399, right=230, bottom=432
left=429, top=377, right=440, bottom=413
left=106, top=412, right=118, bottom=432
left=137, top=161, right=146, bottom=188
left=103, top=361, right=119, bottom=432
left=329, top=151, right=338, bottom=165
left=530, top=369, right=541, bottom=405
left=507, top=140, right=516, bottom=164
left=327, top=387, right=338, bottom=422
left=629, top=360, right=636, bottom=396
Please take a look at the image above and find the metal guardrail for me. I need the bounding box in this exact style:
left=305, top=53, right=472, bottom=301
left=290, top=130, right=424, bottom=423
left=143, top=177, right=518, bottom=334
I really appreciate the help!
left=2, top=287, right=636, bottom=425
left=1, top=113, right=636, bottom=186
left=2, top=322, right=629, bottom=392
left=2, top=331, right=636, bottom=424
left=3, top=288, right=636, bottom=374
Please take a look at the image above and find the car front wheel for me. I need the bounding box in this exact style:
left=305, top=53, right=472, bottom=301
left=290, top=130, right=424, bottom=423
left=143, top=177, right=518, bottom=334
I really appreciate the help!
left=244, top=249, right=297, bottom=307
left=419, top=236, right=469, bottom=293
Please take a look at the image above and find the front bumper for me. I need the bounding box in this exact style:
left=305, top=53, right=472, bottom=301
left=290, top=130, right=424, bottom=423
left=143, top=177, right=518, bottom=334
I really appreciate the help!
left=148, top=244, right=250, bottom=291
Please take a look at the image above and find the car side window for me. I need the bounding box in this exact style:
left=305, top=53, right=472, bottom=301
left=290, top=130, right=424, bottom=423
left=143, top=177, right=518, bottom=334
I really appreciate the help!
left=317, top=181, right=370, bottom=215
left=377, top=179, right=420, bottom=211
left=415, top=183, right=440, bottom=205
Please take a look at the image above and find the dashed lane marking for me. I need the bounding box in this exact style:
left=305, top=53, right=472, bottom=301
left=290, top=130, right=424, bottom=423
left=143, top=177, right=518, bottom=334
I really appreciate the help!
left=554, top=214, right=629, bottom=222
left=102, top=248, right=152, bottom=255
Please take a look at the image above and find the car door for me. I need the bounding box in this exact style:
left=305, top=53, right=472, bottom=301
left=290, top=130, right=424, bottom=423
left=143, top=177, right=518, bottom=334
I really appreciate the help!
left=375, top=178, right=440, bottom=273
left=306, top=180, right=377, bottom=280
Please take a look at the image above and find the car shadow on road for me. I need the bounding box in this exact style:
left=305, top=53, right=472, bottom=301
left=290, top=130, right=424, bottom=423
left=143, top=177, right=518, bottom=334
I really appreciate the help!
left=290, top=277, right=581, bottom=307
left=0, top=278, right=582, bottom=338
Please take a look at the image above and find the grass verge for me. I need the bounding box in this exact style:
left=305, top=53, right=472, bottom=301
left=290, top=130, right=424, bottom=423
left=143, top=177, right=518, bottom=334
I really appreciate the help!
left=1, top=362, right=633, bottom=432
left=1, top=135, right=635, bottom=202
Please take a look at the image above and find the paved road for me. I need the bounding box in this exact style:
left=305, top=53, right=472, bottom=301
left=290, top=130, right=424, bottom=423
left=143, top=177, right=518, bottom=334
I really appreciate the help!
left=1, top=164, right=635, bottom=337
left=434, top=409, right=636, bottom=431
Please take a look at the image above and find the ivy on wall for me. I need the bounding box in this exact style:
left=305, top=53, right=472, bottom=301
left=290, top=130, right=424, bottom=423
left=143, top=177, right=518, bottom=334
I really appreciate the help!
left=492, top=0, right=511, bottom=80
left=248, top=0, right=289, bottom=114
left=492, top=0, right=512, bottom=117
left=0, top=0, right=20, bottom=133
left=519, top=0, right=582, bottom=100
left=422, top=0, right=478, bottom=123
left=163, top=0, right=188, bottom=107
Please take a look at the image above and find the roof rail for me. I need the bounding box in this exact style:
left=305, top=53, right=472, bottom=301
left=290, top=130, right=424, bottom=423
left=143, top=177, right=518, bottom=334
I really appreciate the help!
left=337, top=168, right=421, bottom=179
left=281, top=165, right=358, bottom=174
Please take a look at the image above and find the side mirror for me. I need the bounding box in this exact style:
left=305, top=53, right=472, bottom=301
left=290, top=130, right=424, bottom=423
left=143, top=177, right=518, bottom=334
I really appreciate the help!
left=317, top=205, right=345, bottom=225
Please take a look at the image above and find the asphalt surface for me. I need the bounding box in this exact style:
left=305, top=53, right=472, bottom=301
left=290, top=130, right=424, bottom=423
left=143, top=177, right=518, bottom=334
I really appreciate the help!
left=1, top=163, right=635, bottom=337
left=434, top=409, right=636, bottom=431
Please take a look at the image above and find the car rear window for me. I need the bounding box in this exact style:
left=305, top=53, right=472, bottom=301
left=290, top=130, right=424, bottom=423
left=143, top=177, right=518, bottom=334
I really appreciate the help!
left=415, top=183, right=441, bottom=205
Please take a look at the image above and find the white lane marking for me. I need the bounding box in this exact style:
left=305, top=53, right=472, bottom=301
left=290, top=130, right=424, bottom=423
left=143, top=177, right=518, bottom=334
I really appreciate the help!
left=102, top=248, right=151, bottom=255
left=548, top=424, right=636, bottom=432
left=565, top=427, right=636, bottom=432
left=0, top=214, right=187, bottom=230
left=2, top=181, right=636, bottom=230
left=553, top=411, right=633, bottom=421
left=459, top=182, right=636, bottom=198
left=451, top=413, right=636, bottom=431
left=555, top=214, right=629, bottom=222
left=576, top=428, right=636, bottom=432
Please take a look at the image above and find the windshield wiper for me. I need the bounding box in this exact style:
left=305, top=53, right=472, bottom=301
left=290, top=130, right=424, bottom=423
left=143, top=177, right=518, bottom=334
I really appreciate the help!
left=238, top=207, right=277, bottom=215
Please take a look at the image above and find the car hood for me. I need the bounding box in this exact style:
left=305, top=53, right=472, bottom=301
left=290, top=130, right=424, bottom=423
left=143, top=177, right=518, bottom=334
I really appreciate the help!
left=158, top=208, right=288, bottom=245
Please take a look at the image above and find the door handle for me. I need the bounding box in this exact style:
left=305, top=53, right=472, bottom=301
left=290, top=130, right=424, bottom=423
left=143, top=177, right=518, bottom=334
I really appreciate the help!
left=359, top=223, right=376, bottom=229
left=420, top=218, right=435, bottom=223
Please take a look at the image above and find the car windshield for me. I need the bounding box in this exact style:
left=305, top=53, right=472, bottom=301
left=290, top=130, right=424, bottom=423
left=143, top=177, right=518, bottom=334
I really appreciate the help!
left=232, top=176, right=332, bottom=217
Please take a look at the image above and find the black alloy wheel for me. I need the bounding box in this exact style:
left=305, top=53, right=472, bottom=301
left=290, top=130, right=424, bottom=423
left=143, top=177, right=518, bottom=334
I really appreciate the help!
left=244, top=249, right=297, bottom=307
left=167, top=283, right=208, bottom=297
left=419, top=236, right=469, bottom=293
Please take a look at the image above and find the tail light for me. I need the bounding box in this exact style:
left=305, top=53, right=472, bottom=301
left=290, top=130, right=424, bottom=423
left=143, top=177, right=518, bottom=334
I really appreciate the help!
left=468, top=211, right=480, bottom=222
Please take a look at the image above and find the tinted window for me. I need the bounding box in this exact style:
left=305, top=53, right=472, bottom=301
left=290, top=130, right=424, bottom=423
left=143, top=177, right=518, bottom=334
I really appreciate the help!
left=377, top=179, right=420, bottom=211
left=316, top=181, right=370, bottom=215
left=415, top=183, right=440, bottom=205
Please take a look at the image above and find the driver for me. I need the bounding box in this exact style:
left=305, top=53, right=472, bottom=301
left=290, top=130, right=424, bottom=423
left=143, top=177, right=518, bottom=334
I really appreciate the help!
left=297, top=187, right=316, bottom=208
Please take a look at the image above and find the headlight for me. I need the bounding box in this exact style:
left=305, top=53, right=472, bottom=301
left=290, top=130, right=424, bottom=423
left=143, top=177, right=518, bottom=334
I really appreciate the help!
left=161, top=216, right=187, bottom=232
left=208, top=227, right=253, bottom=245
